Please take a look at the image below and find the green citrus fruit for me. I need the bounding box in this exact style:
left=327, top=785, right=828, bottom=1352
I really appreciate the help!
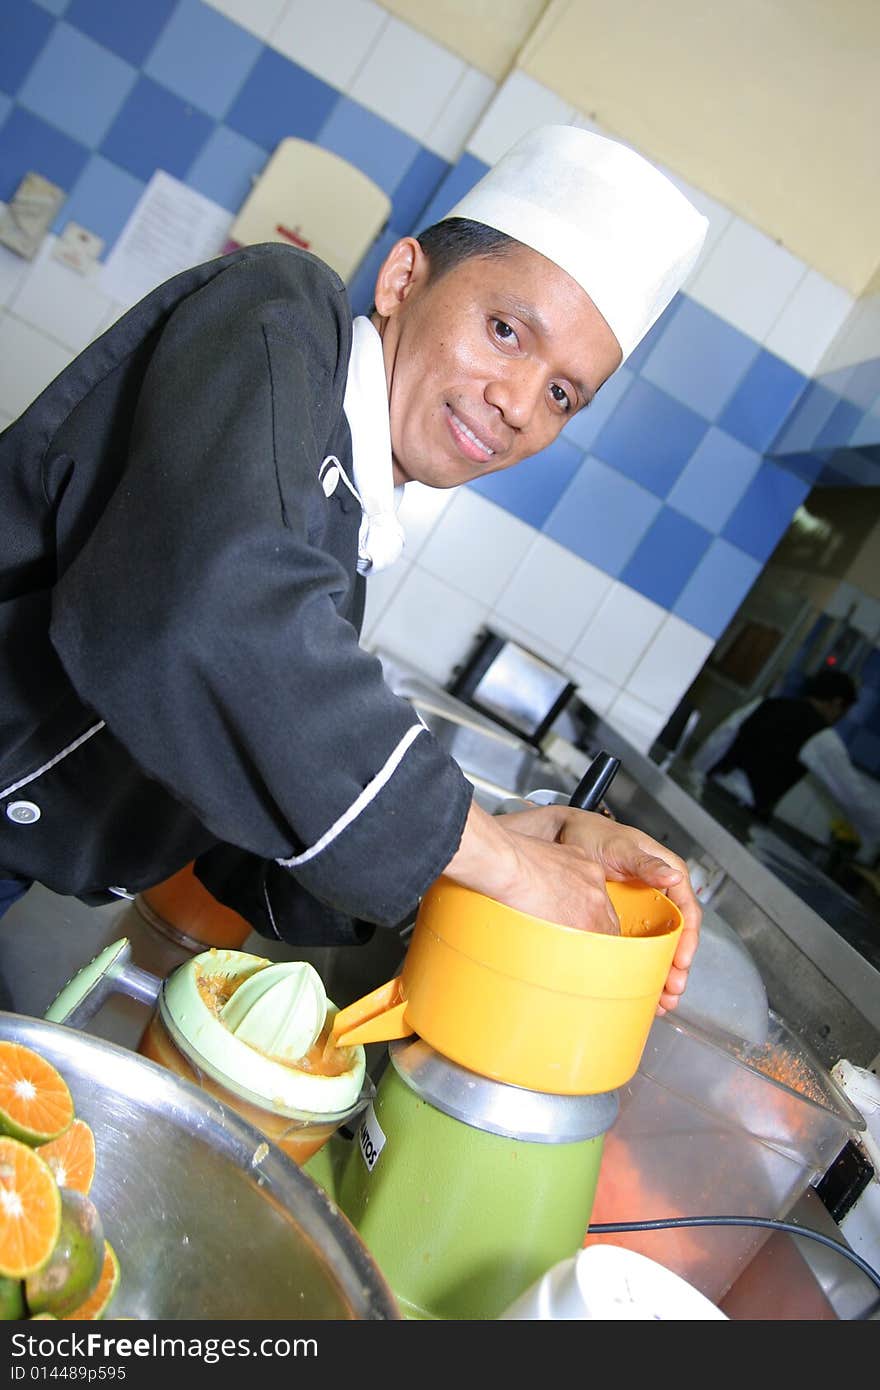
left=25, top=1189, right=103, bottom=1317
left=0, top=1274, right=25, bottom=1319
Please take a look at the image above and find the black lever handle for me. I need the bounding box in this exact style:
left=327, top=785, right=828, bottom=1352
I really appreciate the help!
left=568, top=750, right=620, bottom=812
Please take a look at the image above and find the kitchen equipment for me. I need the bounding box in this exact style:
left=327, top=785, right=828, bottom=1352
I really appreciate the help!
left=330, top=876, right=681, bottom=1094
left=584, top=1007, right=867, bottom=1303
left=335, top=1037, right=619, bottom=1320
left=135, top=862, right=252, bottom=950
left=0, top=1012, right=399, bottom=1319
left=47, top=941, right=373, bottom=1165
left=449, top=628, right=577, bottom=746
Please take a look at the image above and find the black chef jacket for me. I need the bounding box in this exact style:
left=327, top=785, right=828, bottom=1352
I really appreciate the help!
left=0, top=244, right=472, bottom=944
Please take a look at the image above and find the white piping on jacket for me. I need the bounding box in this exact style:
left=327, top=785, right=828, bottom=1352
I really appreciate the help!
left=276, top=722, right=426, bottom=869
left=0, top=721, right=106, bottom=802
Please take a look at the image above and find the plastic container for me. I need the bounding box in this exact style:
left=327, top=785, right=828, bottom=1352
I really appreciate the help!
left=136, top=862, right=252, bottom=950
left=501, top=1244, right=727, bottom=1320
left=332, top=875, right=683, bottom=1095
left=585, top=1008, right=866, bottom=1301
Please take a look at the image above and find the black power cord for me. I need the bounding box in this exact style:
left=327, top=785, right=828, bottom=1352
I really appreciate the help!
left=588, top=1214, right=880, bottom=1309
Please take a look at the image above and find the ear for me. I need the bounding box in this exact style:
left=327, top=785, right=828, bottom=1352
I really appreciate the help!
left=372, top=237, right=430, bottom=318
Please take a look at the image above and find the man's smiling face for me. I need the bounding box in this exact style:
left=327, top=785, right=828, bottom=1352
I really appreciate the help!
left=372, top=237, right=623, bottom=489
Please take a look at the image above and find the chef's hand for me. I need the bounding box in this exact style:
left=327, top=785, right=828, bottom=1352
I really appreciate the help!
left=442, top=801, right=701, bottom=1013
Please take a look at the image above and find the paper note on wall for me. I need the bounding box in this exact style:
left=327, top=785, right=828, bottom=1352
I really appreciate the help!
left=99, top=170, right=232, bottom=309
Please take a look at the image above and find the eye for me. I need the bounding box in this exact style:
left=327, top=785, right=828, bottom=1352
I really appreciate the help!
left=550, top=382, right=572, bottom=412
left=491, top=318, right=518, bottom=346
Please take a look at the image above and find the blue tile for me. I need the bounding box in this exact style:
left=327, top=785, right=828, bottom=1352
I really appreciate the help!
left=840, top=357, right=880, bottom=411
left=543, top=453, right=660, bottom=576
left=850, top=408, right=880, bottom=449
left=666, top=426, right=762, bottom=533
left=0, top=105, right=89, bottom=201
left=389, top=146, right=449, bottom=233
left=66, top=0, right=177, bottom=66
left=0, top=94, right=11, bottom=130
left=51, top=153, right=144, bottom=248
left=721, top=460, right=809, bottom=563
left=772, top=380, right=839, bottom=454
left=185, top=125, right=267, bottom=214
left=318, top=98, right=419, bottom=199
left=100, top=75, right=214, bottom=182
left=625, top=293, right=683, bottom=374
left=592, top=377, right=708, bottom=497
left=721, top=349, right=807, bottom=453
left=226, top=48, right=339, bottom=152
left=641, top=296, right=759, bottom=421
left=347, top=225, right=399, bottom=314
left=777, top=450, right=831, bottom=486
left=415, top=153, right=489, bottom=231
left=812, top=397, right=863, bottom=452
left=144, top=0, right=262, bottom=121
left=561, top=365, right=634, bottom=452
left=17, top=21, right=136, bottom=148
left=31, top=0, right=69, bottom=13
left=620, top=506, right=713, bottom=608
left=673, top=538, right=762, bottom=639
left=1, top=1, right=54, bottom=95
left=468, top=434, right=583, bottom=530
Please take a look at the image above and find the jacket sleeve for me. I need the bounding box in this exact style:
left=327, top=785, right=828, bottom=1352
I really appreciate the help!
left=49, top=251, right=472, bottom=928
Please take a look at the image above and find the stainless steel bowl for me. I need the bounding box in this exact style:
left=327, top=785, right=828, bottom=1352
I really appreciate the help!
left=0, top=1012, right=400, bottom=1320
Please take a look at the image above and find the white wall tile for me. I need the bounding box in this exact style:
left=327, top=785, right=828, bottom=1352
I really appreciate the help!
left=687, top=217, right=808, bottom=344
left=397, top=481, right=457, bottom=560
left=571, top=582, right=666, bottom=687
left=492, top=535, right=612, bottom=654
left=203, top=0, right=289, bottom=42
left=9, top=240, right=113, bottom=353
left=0, top=233, right=29, bottom=308
left=417, top=490, right=534, bottom=606
left=271, top=0, right=388, bottom=91
left=361, top=557, right=411, bottom=646
left=624, top=614, right=714, bottom=718
left=91, top=300, right=129, bottom=341
left=424, top=67, right=497, bottom=162
left=604, top=691, right=668, bottom=755
left=764, top=269, right=854, bottom=377
left=564, top=657, right=620, bottom=716
left=367, top=563, right=488, bottom=684
left=0, top=410, right=13, bottom=431
left=0, top=314, right=73, bottom=418
left=467, top=71, right=577, bottom=165
left=349, top=18, right=466, bottom=143
left=486, top=614, right=566, bottom=670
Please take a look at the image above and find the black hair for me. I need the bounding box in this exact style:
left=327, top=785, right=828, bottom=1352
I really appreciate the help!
left=416, top=217, right=519, bottom=281
left=803, top=669, right=858, bottom=706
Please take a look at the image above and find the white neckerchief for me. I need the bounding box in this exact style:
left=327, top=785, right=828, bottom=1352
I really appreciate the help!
left=342, top=316, right=405, bottom=575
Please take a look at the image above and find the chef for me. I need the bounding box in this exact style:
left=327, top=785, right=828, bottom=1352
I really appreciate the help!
left=0, top=125, right=706, bottom=1012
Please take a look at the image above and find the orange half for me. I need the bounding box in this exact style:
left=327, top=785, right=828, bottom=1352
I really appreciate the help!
left=0, top=1136, right=62, bottom=1279
left=0, top=1043, right=74, bottom=1145
left=38, top=1120, right=96, bottom=1196
left=62, top=1241, right=120, bottom=1321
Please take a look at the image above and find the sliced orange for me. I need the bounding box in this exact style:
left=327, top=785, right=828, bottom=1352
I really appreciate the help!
left=0, top=1137, right=62, bottom=1279
left=38, top=1120, right=96, bottom=1196
left=0, top=1043, right=74, bottom=1145
left=62, top=1241, right=119, bottom=1321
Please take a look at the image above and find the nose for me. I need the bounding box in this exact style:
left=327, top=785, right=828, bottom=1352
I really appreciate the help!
left=484, top=361, right=545, bottom=432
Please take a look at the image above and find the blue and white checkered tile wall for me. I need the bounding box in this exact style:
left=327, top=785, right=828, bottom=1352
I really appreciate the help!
left=2, top=1, right=877, bottom=754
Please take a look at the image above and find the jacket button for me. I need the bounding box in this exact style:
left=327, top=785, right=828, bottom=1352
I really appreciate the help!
left=6, top=801, right=41, bottom=825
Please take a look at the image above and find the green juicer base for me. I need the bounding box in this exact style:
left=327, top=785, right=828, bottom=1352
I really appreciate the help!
left=328, top=1063, right=606, bottom=1321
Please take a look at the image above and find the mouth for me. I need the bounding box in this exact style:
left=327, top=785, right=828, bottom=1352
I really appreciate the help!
left=445, top=406, right=501, bottom=465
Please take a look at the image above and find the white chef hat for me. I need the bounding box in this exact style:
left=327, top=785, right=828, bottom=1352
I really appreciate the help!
left=443, top=125, right=708, bottom=363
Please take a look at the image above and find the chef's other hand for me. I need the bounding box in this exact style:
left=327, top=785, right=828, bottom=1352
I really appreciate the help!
left=443, top=801, right=701, bottom=1012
